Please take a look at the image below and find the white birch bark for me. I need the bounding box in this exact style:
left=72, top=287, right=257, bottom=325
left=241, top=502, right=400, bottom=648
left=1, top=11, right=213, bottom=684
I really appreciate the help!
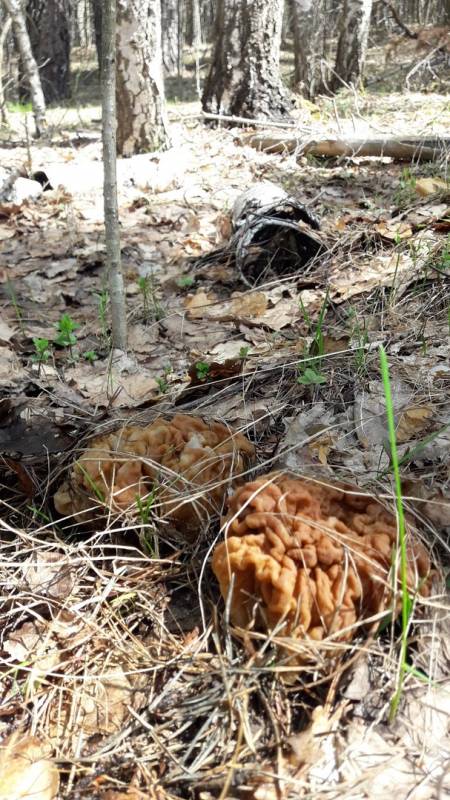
left=2, top=0, right=46, bottom=135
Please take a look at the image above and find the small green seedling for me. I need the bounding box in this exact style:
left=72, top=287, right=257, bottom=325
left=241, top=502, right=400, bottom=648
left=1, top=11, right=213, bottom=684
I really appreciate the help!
left=76, top=462, right=105, bottom=503
left=195, top=361, right=210, bottom=380
left=83, top=350, right=98, bottom=364
left=54, top=313, right=80, bottom=356
left=177, top=275, right=194, bottom=289
left=31, top=337, right=52, bottom=367
left=239, top=346, right=250, bottom=359
left=136, top=488, right=159, bottom=558
left=156, top=376, right=169, bottom=393
left=379, top=345, right=412, bottom=723
left=297, top=365, right=327, bottom=386
left=393, top=167, right=416, bottom=207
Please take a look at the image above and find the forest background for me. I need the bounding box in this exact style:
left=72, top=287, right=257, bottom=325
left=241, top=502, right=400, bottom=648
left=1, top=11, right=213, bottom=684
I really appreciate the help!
left=0, top=1, right=449, bottom=799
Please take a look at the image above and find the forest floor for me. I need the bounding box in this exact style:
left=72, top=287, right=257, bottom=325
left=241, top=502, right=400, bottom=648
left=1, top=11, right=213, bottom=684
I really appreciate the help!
left=0, top=43, right=449, bottom=800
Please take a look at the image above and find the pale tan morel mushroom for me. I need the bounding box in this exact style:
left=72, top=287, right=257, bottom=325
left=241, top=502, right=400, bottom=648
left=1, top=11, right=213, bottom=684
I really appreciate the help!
left=54, top=414, right=254, bottom=534
left=212, top=474, right=430, bottom=660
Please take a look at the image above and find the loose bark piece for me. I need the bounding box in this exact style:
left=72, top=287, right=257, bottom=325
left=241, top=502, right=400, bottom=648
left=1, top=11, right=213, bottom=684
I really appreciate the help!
left=242, top=133, right=450, bottom=162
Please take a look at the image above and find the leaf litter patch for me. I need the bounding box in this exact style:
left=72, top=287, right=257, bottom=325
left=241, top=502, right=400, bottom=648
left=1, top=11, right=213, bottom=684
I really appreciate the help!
left=0, top=93, right=449, bottom=799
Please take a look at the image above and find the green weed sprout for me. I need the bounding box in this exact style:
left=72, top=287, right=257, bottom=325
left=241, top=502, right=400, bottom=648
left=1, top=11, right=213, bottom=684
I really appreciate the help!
left=83, top=350, right=98, bottom=364
left=54, top=313, right=80, bottom=357
left=297, top=290, right=329, bottom=385
left=195, top=361, right=210, bottom=380
left=177, top=275, right=194, bottom=289
left=31, top=337, right=51, bottom=366
left=297, top=366, right=327, bottom=385
left=379, top=345, right=412, bottom=722
left=136, top=487, right=159, bottom=558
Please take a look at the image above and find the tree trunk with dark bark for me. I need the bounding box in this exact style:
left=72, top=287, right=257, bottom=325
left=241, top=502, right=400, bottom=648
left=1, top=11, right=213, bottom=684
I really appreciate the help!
left=202, top=0, right=291, bottom=120
left=161, top=0, right=181, bottom=74
left=2, top=0, right=46, bottom=134
left=332, top=0, right=373, bottom=89
left=291, top=0, right=330, bottom=98
left=26, top=0, right=71, bottom=103
left=116, top=0, right=170, bottom=155
left=91, top=0, right=102, bottom=68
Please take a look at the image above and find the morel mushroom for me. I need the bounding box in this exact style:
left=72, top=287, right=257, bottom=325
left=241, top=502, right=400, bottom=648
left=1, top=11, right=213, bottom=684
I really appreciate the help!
left=54, top=415, right=254, bottom=533
left=212, top=474, right=430, bottom=659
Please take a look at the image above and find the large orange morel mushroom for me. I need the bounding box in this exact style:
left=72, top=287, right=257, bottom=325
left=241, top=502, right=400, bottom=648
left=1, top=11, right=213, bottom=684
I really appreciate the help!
left=212, top=474, right=430, bottom=661
left=54, top=415, right=254, bottom=534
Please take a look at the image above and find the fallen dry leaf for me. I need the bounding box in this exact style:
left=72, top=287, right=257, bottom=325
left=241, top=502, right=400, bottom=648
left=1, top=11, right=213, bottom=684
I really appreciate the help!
left=396, top=405, right=433, bottom=443
left=22, top=552, right=77, bottom=600
left=48, top=664, right=147, bottom=753
left=0, top=731, right=59, bottom=800
left=4, top=621, right=60, bottom=677
left=415, top=177, right=449, bottom=197
left=375, top=220, right=413, bottom=240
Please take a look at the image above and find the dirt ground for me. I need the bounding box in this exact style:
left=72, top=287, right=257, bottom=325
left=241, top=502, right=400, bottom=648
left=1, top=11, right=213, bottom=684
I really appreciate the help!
left=0, top=42, right=449, bottom=800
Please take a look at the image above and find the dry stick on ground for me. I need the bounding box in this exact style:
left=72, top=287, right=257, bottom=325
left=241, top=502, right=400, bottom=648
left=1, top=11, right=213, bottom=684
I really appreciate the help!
left=2, top=0, right=46, bottom=136
left=241, top=133, right=450, bottom=162
left=101, top=0, right=127, bottom=350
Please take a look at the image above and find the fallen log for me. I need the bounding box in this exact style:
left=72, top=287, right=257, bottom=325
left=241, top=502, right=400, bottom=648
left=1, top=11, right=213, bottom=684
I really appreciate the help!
left=241, top=133, right=450, bottom=162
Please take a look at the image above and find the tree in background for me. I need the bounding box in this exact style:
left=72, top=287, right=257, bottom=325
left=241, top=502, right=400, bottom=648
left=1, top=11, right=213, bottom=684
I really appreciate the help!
left=116, top=0, right=170, bottom=155
left=26, top=0, right=71, bottom=103
left=91, top=0, right=102, bottom=69
left=161, top=0, right=182, bottom=75
left=332, top=0, right=373, bottom=89
left=2, top=0, right=46, bottom=133
left=291, top=0, right=330, bottom=98
left=202, top=0, right=291, bottom=120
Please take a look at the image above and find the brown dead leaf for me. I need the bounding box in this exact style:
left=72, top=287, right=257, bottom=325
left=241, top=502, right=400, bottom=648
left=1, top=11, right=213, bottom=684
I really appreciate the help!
left=375, top=220, right=413, bottom=240
left=415, top=177, right=449, bottom=197
left=48, top=664, right=147, bottom=752
left=22, top=552, right=77, bottom=600
left=184, top=290, right=217, bottom=319
left=321, top=335, right=350, bottom=354
left=0, top=318, right=15, bottom=342
left=396, top=405, right=433, bottom=443
left=230, top=292, right=268, bottom=318
left=0, top=346, right=27, bottom=386
left=0, top=731, right=59, bottom=800
left=308, top=432, right=335, bottom=466
left=403, top=481, right=450, bottom=530
left=65, top=365, right=158, bottom=408
left=4, top=621, right=60, bottom=676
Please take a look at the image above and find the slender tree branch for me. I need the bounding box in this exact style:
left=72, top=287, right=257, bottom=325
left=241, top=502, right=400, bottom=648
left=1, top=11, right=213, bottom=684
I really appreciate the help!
left=102, top=0, right=127, bottom=350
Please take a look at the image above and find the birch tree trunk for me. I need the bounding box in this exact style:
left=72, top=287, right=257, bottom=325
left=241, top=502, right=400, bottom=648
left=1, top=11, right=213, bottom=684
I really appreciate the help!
left=2, top=0, right=46, bottom=134
left=116, top=0, right=170, bottom=155
left=0, top=15, right=12, bottom=123
left=291, top=0, right=330, bottom=98
left=102, top=0, right=127, bottom=350
left=332, top=0, right=373, bottom=88
left=202, top=0, right=291, bottom=120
